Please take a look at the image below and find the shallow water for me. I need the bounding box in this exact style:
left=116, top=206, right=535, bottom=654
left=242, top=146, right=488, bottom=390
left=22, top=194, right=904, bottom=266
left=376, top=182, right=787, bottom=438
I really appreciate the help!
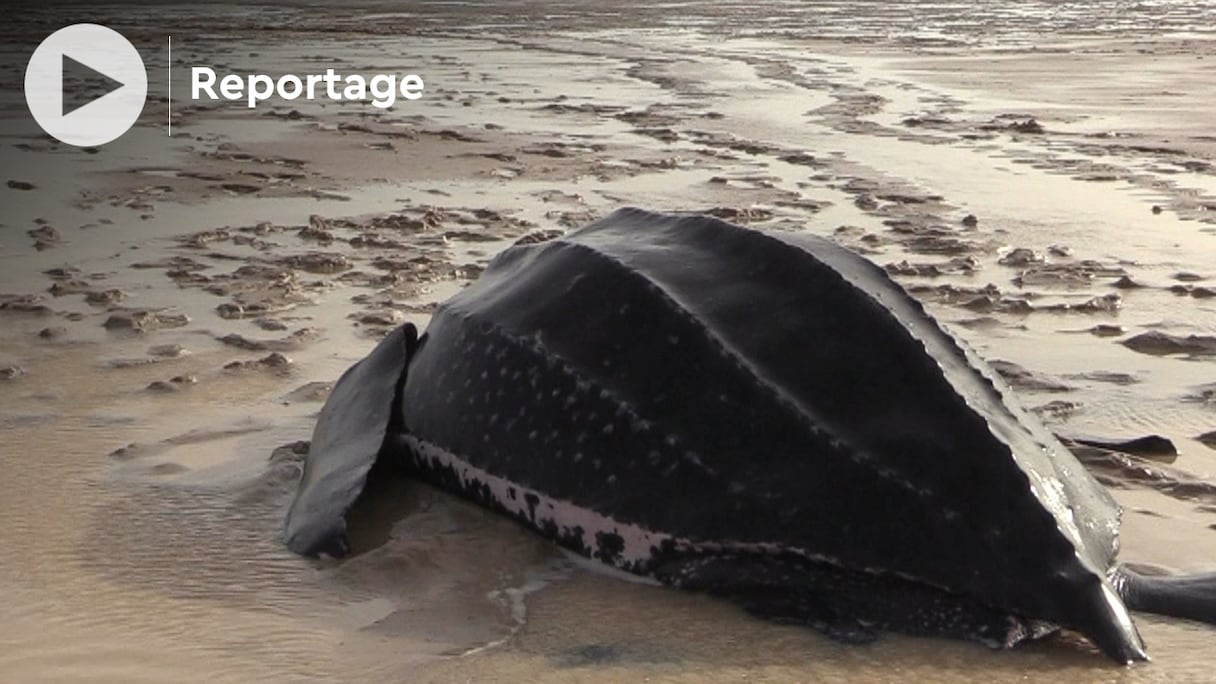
left=3, top=2, right=1216, bottom=682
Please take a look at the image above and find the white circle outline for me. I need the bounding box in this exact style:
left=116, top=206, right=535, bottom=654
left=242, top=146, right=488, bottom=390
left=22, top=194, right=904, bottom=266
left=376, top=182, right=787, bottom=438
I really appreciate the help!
left=24, top=23, right=148, bottom=147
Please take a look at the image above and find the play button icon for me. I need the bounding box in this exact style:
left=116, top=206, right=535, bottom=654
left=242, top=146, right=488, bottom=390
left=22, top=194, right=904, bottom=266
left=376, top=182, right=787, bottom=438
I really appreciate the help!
left=25, top=24, right=148, bottom=147
left=61, top=54, right=128, bottom=117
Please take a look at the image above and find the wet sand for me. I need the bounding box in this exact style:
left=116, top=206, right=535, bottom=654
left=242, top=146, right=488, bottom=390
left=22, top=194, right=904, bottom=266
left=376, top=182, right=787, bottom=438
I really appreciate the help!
left=2, top=2, right=1216, bottom=682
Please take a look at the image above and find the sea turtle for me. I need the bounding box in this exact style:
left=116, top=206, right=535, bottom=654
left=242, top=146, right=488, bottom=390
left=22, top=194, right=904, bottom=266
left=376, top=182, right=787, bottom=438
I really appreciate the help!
left=284, top=208, right=1216, bottom=663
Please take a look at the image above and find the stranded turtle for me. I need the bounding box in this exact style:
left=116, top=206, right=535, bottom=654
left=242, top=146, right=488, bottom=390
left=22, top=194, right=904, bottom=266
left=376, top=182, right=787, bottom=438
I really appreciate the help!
left=284, top=208, right=1216, bottom=663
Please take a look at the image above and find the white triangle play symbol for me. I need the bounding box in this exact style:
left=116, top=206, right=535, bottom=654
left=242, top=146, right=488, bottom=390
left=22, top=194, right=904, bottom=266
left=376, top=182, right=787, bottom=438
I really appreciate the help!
left=61, top=53, right=126, bottom=117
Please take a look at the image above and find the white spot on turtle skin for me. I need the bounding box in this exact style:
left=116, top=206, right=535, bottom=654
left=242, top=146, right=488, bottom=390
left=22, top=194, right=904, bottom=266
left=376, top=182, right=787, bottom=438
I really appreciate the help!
left=603, top=424, right=615, bottom=435
left=403, top=437, right=831, bottom=572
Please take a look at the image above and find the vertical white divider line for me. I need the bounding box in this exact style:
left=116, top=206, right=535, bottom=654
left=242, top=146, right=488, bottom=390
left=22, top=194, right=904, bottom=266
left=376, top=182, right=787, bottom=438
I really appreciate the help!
left=168, top=35, right=172, bottom=136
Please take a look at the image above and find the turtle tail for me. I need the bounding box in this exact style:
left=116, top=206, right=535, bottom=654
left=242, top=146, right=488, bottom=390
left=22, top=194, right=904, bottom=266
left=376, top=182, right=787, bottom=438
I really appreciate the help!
left=1115, top=565, right=1216, bottom=628
left=1070, top=575, right=1148, bottom=664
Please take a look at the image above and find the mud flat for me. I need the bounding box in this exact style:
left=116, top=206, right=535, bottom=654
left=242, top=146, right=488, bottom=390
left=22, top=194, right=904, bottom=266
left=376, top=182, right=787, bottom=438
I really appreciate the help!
left=1, top=2, right=1215, bottom=682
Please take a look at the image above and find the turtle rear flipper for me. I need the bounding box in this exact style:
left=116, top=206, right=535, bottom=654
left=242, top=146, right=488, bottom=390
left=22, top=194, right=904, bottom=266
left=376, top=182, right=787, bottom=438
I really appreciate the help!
left=1117, top=566, right=1216, bottom=631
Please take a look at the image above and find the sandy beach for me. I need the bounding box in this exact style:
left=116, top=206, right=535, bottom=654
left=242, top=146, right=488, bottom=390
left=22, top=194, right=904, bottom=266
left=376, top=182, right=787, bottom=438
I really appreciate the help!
left=2, top=2, right=1216, bottom=681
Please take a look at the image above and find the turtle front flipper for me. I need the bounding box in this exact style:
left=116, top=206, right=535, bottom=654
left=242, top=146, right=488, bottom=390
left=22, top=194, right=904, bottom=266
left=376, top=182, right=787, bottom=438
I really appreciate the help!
left=283, top=323, right=420, bottom=558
